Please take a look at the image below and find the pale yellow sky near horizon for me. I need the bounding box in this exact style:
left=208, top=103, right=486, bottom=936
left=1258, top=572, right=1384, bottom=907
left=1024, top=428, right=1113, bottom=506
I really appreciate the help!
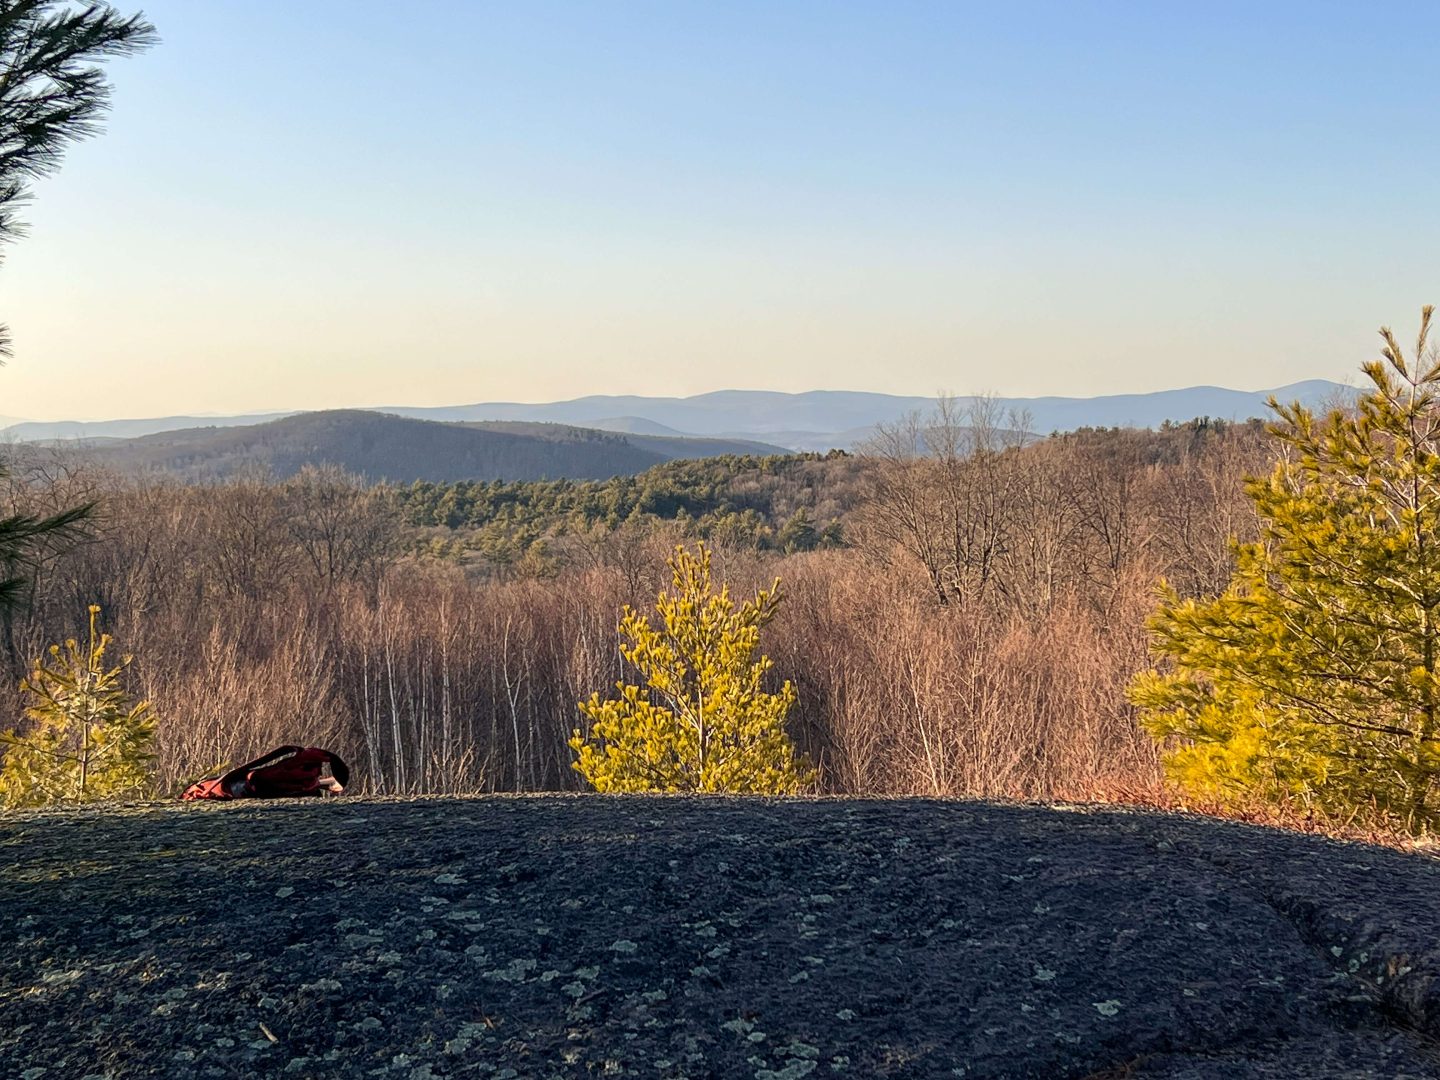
left=1, top=177, right=1384, bottom=422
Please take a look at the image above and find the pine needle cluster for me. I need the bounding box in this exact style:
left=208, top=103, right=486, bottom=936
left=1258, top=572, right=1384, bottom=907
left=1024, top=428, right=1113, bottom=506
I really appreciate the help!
left=0, top=1, right=157, bottom=356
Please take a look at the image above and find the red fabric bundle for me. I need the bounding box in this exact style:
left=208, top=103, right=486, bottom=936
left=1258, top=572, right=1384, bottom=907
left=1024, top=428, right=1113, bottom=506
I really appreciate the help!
left=181, top=745, right=349, bottom=800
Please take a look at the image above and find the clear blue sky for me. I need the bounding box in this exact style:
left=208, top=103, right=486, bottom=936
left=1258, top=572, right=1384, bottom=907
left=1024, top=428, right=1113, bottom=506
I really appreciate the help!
left=5, top=0, right=1438, bottom=419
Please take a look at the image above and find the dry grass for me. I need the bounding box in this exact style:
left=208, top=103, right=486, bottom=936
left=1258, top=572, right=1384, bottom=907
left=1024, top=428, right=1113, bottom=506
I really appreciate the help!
left=1068, top=777, right=1433, bottom=853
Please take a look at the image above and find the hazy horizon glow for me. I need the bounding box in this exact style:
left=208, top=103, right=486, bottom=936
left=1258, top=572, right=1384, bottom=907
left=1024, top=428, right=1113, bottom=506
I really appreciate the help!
left=3, top=1, right=1435, bottom=421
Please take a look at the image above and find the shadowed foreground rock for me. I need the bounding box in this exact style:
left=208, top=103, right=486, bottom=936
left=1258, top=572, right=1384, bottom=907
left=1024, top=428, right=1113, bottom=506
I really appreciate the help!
left=3, top=797, right=1440, bottom=1079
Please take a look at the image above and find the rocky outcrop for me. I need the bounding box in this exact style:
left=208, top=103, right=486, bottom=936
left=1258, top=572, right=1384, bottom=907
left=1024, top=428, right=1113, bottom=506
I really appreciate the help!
left=2, top=798, right=1438, bottom=1079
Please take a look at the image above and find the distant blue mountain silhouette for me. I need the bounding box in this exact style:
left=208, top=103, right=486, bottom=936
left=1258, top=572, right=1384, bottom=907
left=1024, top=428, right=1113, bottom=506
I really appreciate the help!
left=2, top=380, right=1351, bottom=452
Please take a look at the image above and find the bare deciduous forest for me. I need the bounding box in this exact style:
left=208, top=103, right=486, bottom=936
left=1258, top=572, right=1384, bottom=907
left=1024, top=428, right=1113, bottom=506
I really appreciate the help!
left=0, top=408, right=1273, bottom=800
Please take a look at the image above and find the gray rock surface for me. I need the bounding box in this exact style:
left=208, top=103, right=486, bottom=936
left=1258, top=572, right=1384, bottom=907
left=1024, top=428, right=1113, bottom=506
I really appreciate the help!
left=2, top=797, right=1438, bottom=1079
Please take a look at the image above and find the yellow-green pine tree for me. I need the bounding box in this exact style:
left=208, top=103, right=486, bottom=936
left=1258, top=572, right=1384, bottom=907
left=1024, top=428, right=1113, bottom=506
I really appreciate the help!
left=1130, top=308, right=1440, bottom=827
left=571, top=543, right=815, bottom=793
left=0, top=605, right=156, bottom=806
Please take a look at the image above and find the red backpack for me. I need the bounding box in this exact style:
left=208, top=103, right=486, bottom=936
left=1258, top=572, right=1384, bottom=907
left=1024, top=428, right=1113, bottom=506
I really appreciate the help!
left=182, top=746, right=349, bottom=801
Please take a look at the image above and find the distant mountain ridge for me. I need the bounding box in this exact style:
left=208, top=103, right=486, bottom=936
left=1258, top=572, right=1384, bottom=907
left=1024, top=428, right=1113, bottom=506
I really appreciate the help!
left=2, top=381, right=1351, bottom=452
left=2, top=411, right=295, bottom=442
left=71, top=411, right=791, bottom=483
left=379, top=381, right=1350, bottom=444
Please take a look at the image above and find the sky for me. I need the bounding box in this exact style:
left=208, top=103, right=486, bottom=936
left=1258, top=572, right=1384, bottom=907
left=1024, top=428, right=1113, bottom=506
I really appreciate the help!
left=3, top=0, right=1439, bottom=420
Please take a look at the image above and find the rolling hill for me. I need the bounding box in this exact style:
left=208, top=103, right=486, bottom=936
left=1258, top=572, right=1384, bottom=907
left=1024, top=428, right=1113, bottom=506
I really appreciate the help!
left=454, top=420, right=790, bottom=462
left=76, top=411, right=792, bottom=483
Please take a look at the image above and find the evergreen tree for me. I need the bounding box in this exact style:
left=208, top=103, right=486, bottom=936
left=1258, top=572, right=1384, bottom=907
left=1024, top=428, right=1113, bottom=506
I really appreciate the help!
left=778, top=509, right=818, bottom=553
left=0, top=1, right=157, bottom=357
left=0, top=4, right=154, bottom=613
left=0, top=501, right=90, bottom=611
left=571, top=543, right=815, bottom=793
left=0, top=605, right=156, bottom=806
left=1130, top=308, right=1440, bottom=827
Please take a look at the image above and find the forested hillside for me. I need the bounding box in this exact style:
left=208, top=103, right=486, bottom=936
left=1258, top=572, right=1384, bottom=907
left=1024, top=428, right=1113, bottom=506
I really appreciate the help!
left=0, top=412, right=1272, bottom=802
left=391, top=450, right=859, bottom=569
left=77, top=410, right=791, bottom=483
left=385, top=418, right=1263, bottom=576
